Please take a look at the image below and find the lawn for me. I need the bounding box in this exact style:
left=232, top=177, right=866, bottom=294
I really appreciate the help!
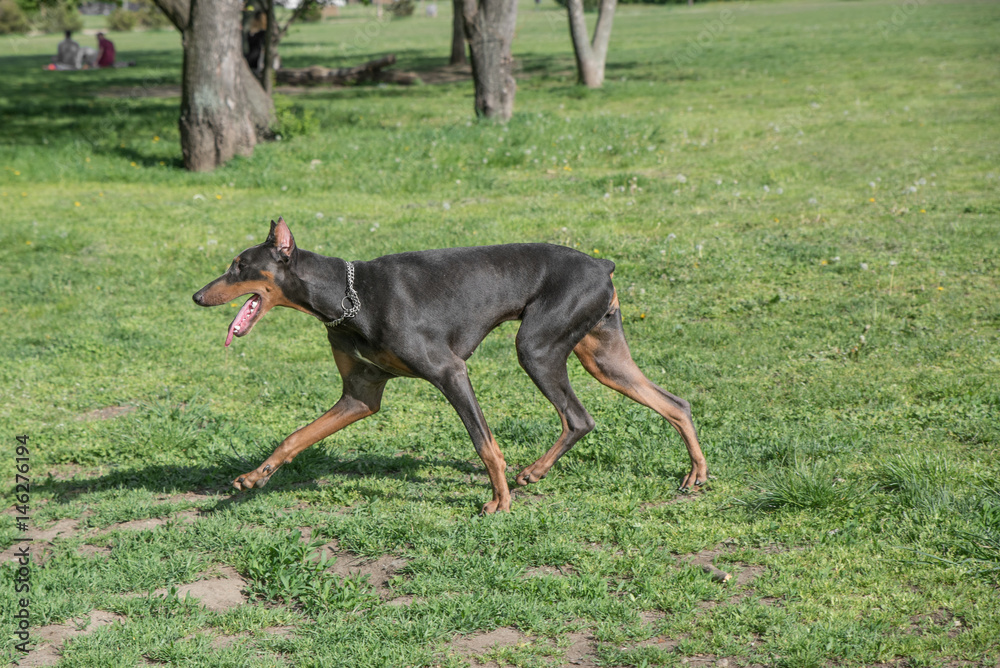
left=2, top=0, right=999, bottom=666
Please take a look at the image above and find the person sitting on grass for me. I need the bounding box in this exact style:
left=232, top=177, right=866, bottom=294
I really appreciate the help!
left=96, top=32, right=116, bottom=68
left=53, top=30, right=82, bottom=70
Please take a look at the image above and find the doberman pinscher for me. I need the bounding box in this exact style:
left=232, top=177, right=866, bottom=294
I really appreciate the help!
left=193, top=218, right=707, bottom=513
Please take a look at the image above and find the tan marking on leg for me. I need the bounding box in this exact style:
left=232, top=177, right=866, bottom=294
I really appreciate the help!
left=478, top=435, right=511, bottom=513
left=574, top=328, right=708, bottom=488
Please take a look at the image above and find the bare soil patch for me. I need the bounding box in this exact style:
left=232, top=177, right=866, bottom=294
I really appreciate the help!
left=325, top=550, right=407, bottom=598
left=77, top=405, right=136, bottom=421
left=152, top=565, right=248, bottom=612
left=19, top=609, right=125, bottom=667
left=564, top=630, right=598, bottom=666
left=451, top=627, right=525, bottom=666
left=2, top=518, right=83, bottom=566
left=100, top=509, right=200, bottom=533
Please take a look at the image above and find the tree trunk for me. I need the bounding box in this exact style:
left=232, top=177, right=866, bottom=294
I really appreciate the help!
left=450, top=0, right=467, bottom=65
left=263, top=0, right=276, bottom=95
left=154, top=0, right=273, bottom=172
left=462, top=0, right=517, bottom=121
left=566, top=0, right=617, bottom=88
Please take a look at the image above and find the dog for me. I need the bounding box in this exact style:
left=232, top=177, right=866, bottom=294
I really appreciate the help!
left=193, top=218, right=707, bottom=513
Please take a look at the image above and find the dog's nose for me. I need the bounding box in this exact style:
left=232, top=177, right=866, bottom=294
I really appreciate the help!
left=192, top=290, right=205, bottom=306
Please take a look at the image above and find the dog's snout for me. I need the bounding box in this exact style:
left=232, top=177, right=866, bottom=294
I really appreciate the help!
left=193, top=290, right=206, bottom=306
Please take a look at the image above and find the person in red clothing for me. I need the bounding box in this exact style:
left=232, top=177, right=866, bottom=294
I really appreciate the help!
left=96, top=32, right=115, bottom=68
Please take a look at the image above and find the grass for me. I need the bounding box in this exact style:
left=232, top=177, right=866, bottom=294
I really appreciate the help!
left=2, top=0, right=999, bottom=665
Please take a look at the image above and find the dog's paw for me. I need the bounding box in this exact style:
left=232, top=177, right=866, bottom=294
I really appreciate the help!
left=679, top=467, right=709, bottom=492
left=515, top=464, right=547, bottom=486
left=232, top=470, right=270, bottom=491
left=480, top=497, right=512, bottom=514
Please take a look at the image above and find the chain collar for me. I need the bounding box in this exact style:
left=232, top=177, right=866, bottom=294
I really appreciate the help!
left=323, top=261, right=361, bottom=328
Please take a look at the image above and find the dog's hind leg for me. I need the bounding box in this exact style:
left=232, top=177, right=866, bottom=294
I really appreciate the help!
left=513, top=329, right=595, bottom=487
left=573, top=299, right=708, bottom=490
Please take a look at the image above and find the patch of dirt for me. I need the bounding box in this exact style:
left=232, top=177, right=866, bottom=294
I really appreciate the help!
left=77, top=405, right=136, bottom=421
left=733, top=564, right=765, bottom=588
left=564, top=630, right=598, bottom=666
left=636, top=633, right=682, bottom=651
left=210, top=632, right=244, bottom=649
left=19, top=609, right=126, bottom=667
left=33, top=518, right=80, bottom=542
left=1, top=518, right=83, bottom=566
left=385, top=594, right=424, bottom=607
left=512, top=492, right=550, bottom=509
left=152, top=565, right=248, bottom=612
left=451, top=627, right=526, bottom=666
left=159, top=491, right=220, bottom=504
left=77, top=543, right=113, bottom=557
left=640, top=610, right=665, bottom=624
left=909, top=610, right=965, bottom=638
left=324, top=551, right=407, bottom=598
left=101, top=509, right=200, bottom=533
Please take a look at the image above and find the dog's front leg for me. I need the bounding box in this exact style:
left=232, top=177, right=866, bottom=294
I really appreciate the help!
left=233, top=352, right=387, bottom=490
left=432, top=360, right=512, bottom=514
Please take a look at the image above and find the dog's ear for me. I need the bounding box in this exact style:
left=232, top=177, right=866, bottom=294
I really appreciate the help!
left=267, top=217, right=296, bottom=261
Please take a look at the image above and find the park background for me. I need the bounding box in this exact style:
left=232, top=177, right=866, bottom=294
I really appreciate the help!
left=2, top=0, right=999, bottom=666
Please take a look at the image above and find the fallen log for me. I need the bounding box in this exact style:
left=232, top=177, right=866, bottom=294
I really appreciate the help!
left=275, top=54, right=420, bottom=86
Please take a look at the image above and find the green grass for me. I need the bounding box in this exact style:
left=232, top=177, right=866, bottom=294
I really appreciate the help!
left=2, top=0, right=999, bottom=665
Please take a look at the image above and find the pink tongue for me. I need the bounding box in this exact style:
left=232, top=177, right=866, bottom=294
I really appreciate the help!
left=225, top=296, right=258, bottom=347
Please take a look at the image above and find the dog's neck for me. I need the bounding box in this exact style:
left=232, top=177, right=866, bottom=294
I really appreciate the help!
left=292, top=251, right=359, bottom=326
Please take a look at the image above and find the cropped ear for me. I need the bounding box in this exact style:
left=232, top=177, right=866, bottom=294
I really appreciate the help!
left=267, top=217, right=296, bottom=260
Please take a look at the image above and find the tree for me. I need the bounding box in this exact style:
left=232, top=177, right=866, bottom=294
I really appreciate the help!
left=259, top=0, right=322, bottom=94
left=153, top=0, right=273, bottom=171
left=450, top=0, right=466, bottom=65
left=461, top=0, right=517, bottom=121
left=566, top=0, right=616, bottom=88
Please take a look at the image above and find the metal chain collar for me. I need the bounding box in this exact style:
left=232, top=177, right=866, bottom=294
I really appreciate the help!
left=324, top=261, right=361, bottom=328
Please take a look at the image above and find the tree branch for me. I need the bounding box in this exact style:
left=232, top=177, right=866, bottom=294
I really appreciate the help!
left=591, top=0, right=617, bottom=60
left=278, top=0, right=318, bottom=43
left=151, top=0, right=191, bottom=31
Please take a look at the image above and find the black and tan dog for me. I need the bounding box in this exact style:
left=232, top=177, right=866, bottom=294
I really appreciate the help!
left=193, top=218, right=707, bottom=513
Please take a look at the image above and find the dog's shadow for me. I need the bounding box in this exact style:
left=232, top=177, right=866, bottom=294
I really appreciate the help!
left=33, top=447, right=485, bottom=515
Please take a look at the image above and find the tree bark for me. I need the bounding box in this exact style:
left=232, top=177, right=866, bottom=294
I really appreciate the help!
left=462, top=0, right=517, bottom=121
left=566, top=0, right=617, bottom=88
left=262, top=0, right=276, bottom=95
left=153, top=0, right=273, bottom=172
left=450, top=0, right=467, bottom=65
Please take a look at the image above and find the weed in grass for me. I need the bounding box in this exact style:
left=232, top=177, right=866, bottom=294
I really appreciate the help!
left=239, top=532, right=379, bottom=615
left=738, top=460, right=859, bottom=513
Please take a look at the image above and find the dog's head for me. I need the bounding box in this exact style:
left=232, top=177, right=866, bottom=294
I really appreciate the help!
left=193, top=217, right=307, bottom=347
